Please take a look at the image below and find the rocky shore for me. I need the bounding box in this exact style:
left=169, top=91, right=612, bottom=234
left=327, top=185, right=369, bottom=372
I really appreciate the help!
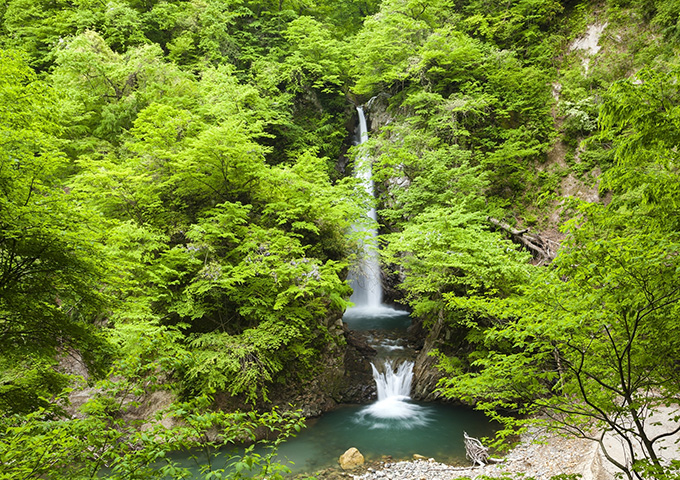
left=348, top=431, right=600, bottom=480
left=313, top=426, right=608, bottom=480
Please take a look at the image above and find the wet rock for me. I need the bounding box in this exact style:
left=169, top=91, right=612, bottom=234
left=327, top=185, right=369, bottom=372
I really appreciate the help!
left=338, top=328, right=378, bottom=403
left=411, top=315, right=447, bottom=401
left=364, top=93, right=392, bottom=131
left=346, top=328, right=378, bottom=358
left=339, top=447, right=365, bottom=470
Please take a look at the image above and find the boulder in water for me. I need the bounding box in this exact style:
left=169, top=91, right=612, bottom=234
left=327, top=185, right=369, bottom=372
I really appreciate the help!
left=339, top=447, right=365, bottom=470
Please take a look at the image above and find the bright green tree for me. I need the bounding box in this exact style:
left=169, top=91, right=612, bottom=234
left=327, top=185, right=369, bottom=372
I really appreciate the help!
left=0, top=328, right=304, bottom=479
left=0, top=50, right=111, bottom=413
left=435, top=64, right=680, bottom=480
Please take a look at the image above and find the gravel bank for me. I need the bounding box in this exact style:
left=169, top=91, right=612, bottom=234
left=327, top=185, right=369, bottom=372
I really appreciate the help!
left=312, top=427, right=606, bottom=480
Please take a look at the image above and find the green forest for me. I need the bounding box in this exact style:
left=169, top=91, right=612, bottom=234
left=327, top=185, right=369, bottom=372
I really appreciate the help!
left=0, top=0, right=679, bottom=477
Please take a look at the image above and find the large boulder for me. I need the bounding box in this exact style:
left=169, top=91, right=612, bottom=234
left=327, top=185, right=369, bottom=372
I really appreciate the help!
left=338, top=447, right=365, bottom=470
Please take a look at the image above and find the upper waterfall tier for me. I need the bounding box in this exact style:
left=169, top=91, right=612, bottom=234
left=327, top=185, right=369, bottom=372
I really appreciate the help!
left=348, top=106, right=382, bottom=309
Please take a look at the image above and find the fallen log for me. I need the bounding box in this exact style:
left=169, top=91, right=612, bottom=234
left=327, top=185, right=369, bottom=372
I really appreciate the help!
left=487, top=216, right=557, bottom=263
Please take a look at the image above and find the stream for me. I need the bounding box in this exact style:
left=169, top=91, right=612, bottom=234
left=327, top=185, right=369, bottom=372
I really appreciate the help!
left=265, top=306, right=496, bottom=474
left=165, top=107, right=497, bottom=477
left=263, top=107, right=497, bottom=473
left=269, top=306, right=495, bottom=473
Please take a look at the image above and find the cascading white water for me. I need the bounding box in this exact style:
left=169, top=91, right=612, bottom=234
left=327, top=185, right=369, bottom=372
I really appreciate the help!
left=346, top=108, right=426, bottom=428
left=372, top=360, right=413, bottom=400
left=347, top=106, right=383, bottom=309
left=356, top=360, right=429, bottom=425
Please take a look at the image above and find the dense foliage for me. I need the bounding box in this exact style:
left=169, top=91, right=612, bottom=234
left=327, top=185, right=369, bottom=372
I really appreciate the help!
left=0, top=0, right=368, bottom=475
left=343, top=1, right=680, bottom=479
left=424, top=17, right=680, bottom=480
left=1, top=0, right=680, bottom=478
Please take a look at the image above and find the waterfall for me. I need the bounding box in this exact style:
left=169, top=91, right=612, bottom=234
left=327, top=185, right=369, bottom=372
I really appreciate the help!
left=345, top=109, right=426, bottom=426
left=348, top=106, right=383, bottom=309
left=371, top=360, right=414, bottom=400
left=355, top=359, right=428, bottom=424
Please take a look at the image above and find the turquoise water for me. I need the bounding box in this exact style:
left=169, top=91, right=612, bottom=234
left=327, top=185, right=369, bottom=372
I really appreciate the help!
left=165, top=402, right=496, bottom=476
left=342, top=306, right=411, bottom=331
left=163, top=305, right=497, bottom=477
left=268, top=402, right=496, bottom=473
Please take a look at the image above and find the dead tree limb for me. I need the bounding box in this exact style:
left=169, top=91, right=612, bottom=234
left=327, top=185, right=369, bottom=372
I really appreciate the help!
left=464, top=432, right=490, bottom=466
left=463, top=432, right=503, bottom=466
left=487, top=217, right=557, bottom=263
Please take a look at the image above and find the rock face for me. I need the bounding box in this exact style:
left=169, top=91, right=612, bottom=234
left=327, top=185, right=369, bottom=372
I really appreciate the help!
left=337, top=326, right=378, bottom=403
left=411, top=314, right=447, bottom=401
left=365, top=93, right=392, bottom=131
left=253, top=309, right=378, bottom=417
left=339, top=447, right=365, bottom=470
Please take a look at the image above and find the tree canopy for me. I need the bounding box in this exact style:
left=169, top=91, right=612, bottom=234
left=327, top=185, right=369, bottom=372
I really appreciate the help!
left=1, top=0, right=680, bottom=478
